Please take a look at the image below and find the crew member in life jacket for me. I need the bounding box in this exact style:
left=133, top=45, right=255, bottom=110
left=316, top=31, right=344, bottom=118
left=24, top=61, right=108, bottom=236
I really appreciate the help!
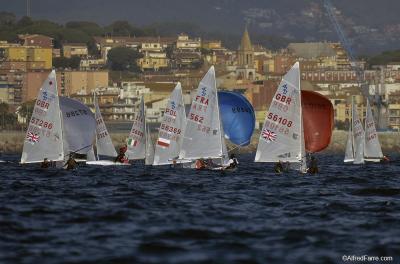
left=195, top=158, right=207, bottom=170
left=274, top=160, right=284, bottom=173
left=380, top=155, right=390, bottom=164
left=65, top=153, right=78, bottom=170
left=115, top=144, right=129, bottom=163
left=226, top=154, right=239, bottom=169
left=308, top=156, right=319, bottom=174
left=41, top=158, right=50, bottom=168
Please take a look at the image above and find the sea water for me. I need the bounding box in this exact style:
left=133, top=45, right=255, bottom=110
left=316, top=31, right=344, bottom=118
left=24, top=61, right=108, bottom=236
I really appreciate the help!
left=0, top=154, right=399, bottom=263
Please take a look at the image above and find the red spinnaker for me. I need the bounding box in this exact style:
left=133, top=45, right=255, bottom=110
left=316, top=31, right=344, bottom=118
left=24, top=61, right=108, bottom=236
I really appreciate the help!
left=301, top=90, right=334, bottom=153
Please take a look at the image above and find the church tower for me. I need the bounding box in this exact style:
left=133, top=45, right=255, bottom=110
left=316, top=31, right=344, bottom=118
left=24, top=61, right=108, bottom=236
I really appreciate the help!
left=236, top=26, right=256, bottom=80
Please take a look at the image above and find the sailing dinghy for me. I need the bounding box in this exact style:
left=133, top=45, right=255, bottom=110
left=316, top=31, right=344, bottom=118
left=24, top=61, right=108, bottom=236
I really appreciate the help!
left=344, top=96, right=365, bottom=164
left=255, top=62, right=307, bottom=172
left=126, top=96, right=154, bottom=165
left=86, top=91, right=128, bottom=166
left=153, top=82, right=187, bottom=166
left=178, top=66, right=230, bottom=170
left=21, top=70, right=96, bottom=167
left=21, top=70, right=65, bottom=164
left=364, top=99, right=384, bottom=162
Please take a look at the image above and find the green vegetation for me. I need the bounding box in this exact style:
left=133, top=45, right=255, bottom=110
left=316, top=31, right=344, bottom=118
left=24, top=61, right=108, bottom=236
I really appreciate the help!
left=368, top=50, right=400, bottom=66
left=0, top=102, right=18, bottom=129
left=53, top=56, right=81, bottom=70
left=107, top=47, right=142, bottom=72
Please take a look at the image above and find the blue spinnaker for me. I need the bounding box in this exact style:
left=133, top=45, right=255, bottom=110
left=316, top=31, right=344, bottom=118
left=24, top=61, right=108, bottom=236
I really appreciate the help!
left=218, top=91, right=255, bottom=146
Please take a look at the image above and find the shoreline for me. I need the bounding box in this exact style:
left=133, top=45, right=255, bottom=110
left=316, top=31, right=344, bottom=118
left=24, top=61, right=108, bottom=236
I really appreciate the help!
left=2, top=130, right=399, bottom=155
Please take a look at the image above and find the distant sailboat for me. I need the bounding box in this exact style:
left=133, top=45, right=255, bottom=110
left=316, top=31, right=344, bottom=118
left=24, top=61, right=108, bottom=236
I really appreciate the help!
left=255, top=62, right=307, bottom=172
left=344, top=96, right=365, bottom=164
left=86, top=91, right=126, bottom=166
left=364, top=99, right=383, bottom=162
left=153, top=82, right=187, bottom=166
left=126, top=95, right=154, bottom=164
left=179, top=66, right=229, bottom=168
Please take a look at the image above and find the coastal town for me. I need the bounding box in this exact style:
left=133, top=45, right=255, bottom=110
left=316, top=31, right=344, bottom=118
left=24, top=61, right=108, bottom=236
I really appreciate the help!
left=1, top=15, right=400, bottom=132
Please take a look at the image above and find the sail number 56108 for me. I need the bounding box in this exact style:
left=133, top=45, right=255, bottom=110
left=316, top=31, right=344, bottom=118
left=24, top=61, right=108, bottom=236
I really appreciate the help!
left=267, top=113, right=292, bottom=127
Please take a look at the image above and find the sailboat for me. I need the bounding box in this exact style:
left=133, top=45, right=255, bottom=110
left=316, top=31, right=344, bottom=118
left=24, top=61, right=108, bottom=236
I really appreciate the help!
left=344, top=96, right=365, bottom=164
left=153, top=82, right=187, bottom=166
left=255, top=62, right=307, bottom=172
left=21, top=70, right=96, bottom=166
left=86, top=91, right=127, bottom=166
left=21, top=70, right=65, bottom=164
left=178, top=66, right=230, bottom=169
left=364, top=99, right=384, bottom=162
left=126, top=95, right=154, bottom=164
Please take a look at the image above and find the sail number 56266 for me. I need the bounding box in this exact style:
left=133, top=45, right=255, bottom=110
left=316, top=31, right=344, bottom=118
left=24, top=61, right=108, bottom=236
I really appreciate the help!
left=267, top=113, right=292, bottom=127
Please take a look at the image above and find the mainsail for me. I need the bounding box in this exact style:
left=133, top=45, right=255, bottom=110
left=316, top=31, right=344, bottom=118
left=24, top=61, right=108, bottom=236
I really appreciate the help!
left=93, top=92, right=117, bottom=158
left=344, top=125, right=354, bottom=162
left=153, top=82, right=187, bottom=165
left=145, top=125, right=155, bottom=165
left=179, top=66, right=225, bottom=160
left=126, top=96, right=146, bottom=160
left=364, top=99, right=383, bottom=161
left=255, top=62, right=304, bottom=164
left=21, top=70, right=64, bottom=163
left=352, top=97, right=365, bottom=164
left=59, top=97, right=96, bottom=155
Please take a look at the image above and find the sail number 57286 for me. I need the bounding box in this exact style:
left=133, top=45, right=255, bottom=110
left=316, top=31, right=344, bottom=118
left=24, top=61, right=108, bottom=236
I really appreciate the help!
left=267, top=113, right=292, bottom=127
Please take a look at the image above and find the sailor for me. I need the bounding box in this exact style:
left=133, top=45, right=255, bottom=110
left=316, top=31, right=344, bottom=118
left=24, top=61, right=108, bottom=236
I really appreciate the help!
left=308, top=156, right=319, bottom=174
left=41, top=158, right=50, bottom=168
left=65, top=153, right=78, bottom=170
left=226, top=154, right=239, bottom=169
left=274, top=160, right=284, bottom=173
left=284, top=161, right=290, bottom=172
left=195, top=158, right=207, bottom=170
left=205, top=158, right=217, bottom=169
left=115, top=145, right=128, bottom=163
left=381, top=155, right=390, bottom=163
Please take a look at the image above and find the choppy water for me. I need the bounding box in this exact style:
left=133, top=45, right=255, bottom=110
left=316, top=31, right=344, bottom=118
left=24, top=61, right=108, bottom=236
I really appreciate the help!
left=1, top=154, right=400, bottom=264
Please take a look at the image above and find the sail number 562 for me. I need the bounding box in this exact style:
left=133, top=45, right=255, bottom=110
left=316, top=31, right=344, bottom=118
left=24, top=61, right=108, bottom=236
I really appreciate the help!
left=267, top=113, right=292, bottom=127
left=190, top=113, right=204, bottom=123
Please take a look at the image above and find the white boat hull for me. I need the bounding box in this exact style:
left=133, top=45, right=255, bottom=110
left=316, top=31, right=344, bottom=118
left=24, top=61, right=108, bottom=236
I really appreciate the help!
left=86, top=160, right=131, bottom=166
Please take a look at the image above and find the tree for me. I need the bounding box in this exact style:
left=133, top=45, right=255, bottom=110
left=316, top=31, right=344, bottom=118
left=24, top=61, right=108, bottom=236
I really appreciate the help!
left=53, top=56, right=81, bottom=69
left=0, top=12, right=16, bottom=26
left=107, top=47, right=142, bottom=72
left=0, top=102, right=17, bottom=129
left=18, top=101, right=35, bottom=122
left=17, top=16, right=33, bottom=27
left=106, top=21, right=145, bottom=37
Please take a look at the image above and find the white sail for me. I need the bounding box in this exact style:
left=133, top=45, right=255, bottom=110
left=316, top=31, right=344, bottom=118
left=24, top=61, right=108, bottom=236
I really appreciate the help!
left=87, top=146, right=96, bottom=162
left=364, top=99, right=383, bottom=161
left=352, top=97, right=365, bottom=164
left=145, top=125, right=155, bottom=165
left=59, top=97, right=96, bottom=155
left=21, top=70, right=64, bottom=163
left=153, top=83, right=187, bottom=165
left=126, top=96, right=146, bottom=160
left=94, top=92, right=117, bottom=158
left=179, top=66, right=224, bottom=160
left=255, top=62, right=304, bottom=164
left=344, top=125, right=354, bottom=162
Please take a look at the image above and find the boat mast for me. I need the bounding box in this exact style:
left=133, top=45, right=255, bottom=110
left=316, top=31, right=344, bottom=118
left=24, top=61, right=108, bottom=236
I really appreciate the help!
left=94, top=90, right=99, bottom=161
